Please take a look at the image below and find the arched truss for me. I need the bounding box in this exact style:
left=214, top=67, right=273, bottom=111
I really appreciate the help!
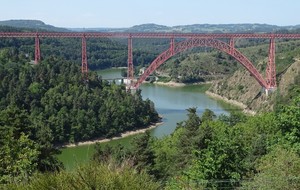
left=132, top=38, right=268, bottom=89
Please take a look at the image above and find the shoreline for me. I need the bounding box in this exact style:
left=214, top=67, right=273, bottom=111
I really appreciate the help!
left=153, top=80, right=213, bottom=87
left=153, top=81, right=186, bottom=87
left=205, top=91, right=256, bottom=115
left=61, top=121, right=163, bottom=148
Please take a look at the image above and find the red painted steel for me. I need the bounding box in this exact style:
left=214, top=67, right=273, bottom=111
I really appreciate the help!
left=34, top=34, right=41, bottom=64
left=1, top=32, right=300, bottom=39
left=81, top=35, right=88, bottom=80
left=170, top=37, right=175, bottom=56
left=1, top=31, right=300, bottom=89
left=133, top=38, right=268, bottom=89
left=127, top=36, right=134, bottom=82
left=229, top=38, right=235, bottom=55
left=266, top=38, right=276, bottom=89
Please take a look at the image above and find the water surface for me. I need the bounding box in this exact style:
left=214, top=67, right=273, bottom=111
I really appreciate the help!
left=58, top=68, right=235, bottom=170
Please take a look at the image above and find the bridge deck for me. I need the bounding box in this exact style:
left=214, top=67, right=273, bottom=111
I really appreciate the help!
left=1, top=32, right=300, bottom=39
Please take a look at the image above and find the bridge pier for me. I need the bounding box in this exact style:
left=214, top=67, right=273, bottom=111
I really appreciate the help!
left=170, top=37, right=175, bottom=55
left=34, top=34, right=40, bottom=64
left=266, top=37, right=276, bottom=89
left=127, top=35, right=134, bottom=82
left=81, top=34, right=88, bottom=80
left=229, top=38, right=235, bottom=54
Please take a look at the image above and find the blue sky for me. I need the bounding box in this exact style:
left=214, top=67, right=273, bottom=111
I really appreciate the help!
left=0, top=0, right=299, bottom=28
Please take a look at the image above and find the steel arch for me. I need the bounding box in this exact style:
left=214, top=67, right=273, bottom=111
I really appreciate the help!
left=133, top=38, right=268, bottom=89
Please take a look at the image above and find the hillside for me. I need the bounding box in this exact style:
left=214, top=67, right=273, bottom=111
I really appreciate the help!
left=72, top=23, right=300, bottom=33
left=156, top=49, right=240, bottom=83
left=1, top=19, right=300, bottom=33
left=0, top=52, right=160, bottom=183
left=208, top=40, right=300, bottom=113
left=126, top=23, right=284, bottom=33
left=0, top=19, right=69, bottom=32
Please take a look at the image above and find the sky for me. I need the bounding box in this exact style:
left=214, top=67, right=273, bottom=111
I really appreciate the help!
left=0, top=0, right=299, bottom=28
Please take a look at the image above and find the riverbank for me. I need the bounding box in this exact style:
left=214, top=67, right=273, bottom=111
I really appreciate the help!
left=153, top=81, right=186, bottom=87
left=62, top=121, right=163, bottom=148
left=153, top=80, right=213, bottom=87
left=205, top=91, right=256, bottom=115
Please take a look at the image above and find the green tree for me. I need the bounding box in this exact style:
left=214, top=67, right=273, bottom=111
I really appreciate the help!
left=201, top=109, right=216, bottom=122
left=218, top=111, right=247, bottom=126
left=185, top=121, right=247, bottom=189
left=243, top=146, right=300, bottom=190
left=132, top=130, right=158, bottom=178
left=175, top=108, right=202, bottom=168
left=185, top=107, right=202, bottom=131
left=276, top=95, right=300, bottom=151
left=0, top=129, right=39, bottom=184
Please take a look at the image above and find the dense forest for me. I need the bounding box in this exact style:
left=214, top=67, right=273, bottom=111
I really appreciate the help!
left=4, top=95, right=300, bottom=189
left=0, top=46, right=159, bottom=183
left=90, top=102, right=300, bottom=189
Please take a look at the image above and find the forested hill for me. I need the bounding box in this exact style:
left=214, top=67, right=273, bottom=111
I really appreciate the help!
left=124, top=23, right=288, bottom=33
left=73, top=23, right=300, bottom=33
left=0, top=20, right=69, bottom=32
left=0, top=54, right=159, bottom=182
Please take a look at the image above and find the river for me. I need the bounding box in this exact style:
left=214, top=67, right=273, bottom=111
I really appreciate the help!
left=58, top=68, right=236, bottom=170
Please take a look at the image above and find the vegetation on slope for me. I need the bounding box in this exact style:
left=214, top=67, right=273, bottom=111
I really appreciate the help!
left=90, top=95, right=300, bottom=189
left=0, top=48, right=159, bottom=183
left=0, top=20, right=68, bottom=32
left=158, top=50, right=239, bottom=83
left=95, top=23, right=300, bottom=33
left=10, top=94, right=299, bottom=189
left=208, top=39, right=300, bottom=112
left=5, top=160, right=161, bottom=190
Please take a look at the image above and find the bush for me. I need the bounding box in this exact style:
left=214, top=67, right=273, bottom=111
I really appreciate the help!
left=5, top=160, right=161, bottom=190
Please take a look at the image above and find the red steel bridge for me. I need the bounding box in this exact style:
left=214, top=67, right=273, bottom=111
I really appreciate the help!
left=1, top=32, right=300, bottom=91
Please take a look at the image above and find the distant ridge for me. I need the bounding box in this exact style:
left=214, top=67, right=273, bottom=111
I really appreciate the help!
left=0, top=19, right=69, bottom=32
left=124, top=23, right=300, bottom=33
left=1, top=19, right=300, bottom=33
left=69, top=23, right=300, bottom=33
left=126, top=23, right=172, bottom=32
